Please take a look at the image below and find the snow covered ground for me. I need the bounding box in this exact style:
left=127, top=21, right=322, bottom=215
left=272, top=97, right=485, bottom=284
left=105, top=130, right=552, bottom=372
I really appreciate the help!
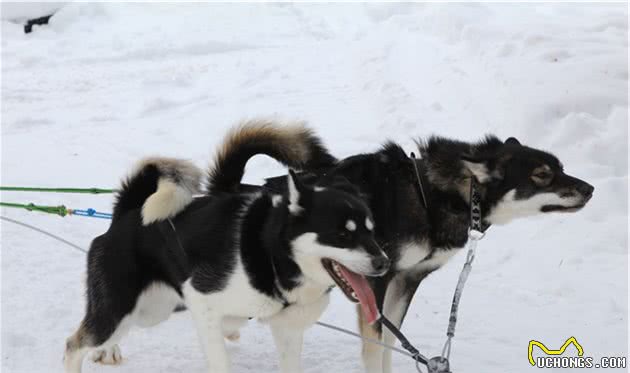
left=1, top=3, right=627, bottom=373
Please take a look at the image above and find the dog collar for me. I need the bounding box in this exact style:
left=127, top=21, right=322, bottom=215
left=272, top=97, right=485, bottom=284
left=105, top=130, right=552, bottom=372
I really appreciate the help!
left=469, top=178, right=489, bottom=235
left=410, top=153, right=490, bottom=234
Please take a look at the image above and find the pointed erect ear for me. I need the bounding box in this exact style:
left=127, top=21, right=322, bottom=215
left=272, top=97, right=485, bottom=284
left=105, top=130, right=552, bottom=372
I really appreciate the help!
left=287, top=170, right=305, bottom=215
left=461, top=154, right=491, bottom=183
left=505, top=137, right=521, bottom=146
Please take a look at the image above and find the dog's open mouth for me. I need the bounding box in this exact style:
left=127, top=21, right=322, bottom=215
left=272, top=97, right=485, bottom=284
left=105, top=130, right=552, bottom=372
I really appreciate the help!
left=541, top=204, right=585, bottom=213
left=321, top=259, right=379, bottom=324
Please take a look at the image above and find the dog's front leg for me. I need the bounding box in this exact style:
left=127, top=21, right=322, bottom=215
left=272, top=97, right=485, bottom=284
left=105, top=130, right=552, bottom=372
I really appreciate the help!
left=381, top=272, right=424, bottom=373
left=270, top=323, right=305, bottom=373
left=184, top=283, right=230, bottom=373
left=267, top=294, right=330, bottom=373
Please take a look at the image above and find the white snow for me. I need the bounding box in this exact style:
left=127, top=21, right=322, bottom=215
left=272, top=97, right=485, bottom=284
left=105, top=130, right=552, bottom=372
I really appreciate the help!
left=1, top=3, right=627, bottom=373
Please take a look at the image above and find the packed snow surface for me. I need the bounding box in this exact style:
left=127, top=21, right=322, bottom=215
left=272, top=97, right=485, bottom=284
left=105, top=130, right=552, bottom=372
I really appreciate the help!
left=2, top=3, right=627, bottom=373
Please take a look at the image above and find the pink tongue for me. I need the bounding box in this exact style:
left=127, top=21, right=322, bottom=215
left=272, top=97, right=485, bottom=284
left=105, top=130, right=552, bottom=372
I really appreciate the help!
left=338, top=265, right=380, bottom=324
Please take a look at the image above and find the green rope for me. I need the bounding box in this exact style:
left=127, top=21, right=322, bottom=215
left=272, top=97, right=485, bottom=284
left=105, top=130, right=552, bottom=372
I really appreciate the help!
left=0, top=202, right=68, bottom=217
left=0, top=186, right=117, bottom=194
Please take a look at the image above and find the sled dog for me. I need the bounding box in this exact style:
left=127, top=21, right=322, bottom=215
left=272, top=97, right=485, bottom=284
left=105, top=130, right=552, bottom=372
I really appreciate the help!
left=64, top=120, right=389, bottom=373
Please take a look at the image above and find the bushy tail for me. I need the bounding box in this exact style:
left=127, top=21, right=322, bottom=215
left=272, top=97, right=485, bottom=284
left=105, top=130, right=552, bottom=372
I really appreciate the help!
left=113, top=157, right=202, bottom=225
left=206, top=119, right=336, bottom=194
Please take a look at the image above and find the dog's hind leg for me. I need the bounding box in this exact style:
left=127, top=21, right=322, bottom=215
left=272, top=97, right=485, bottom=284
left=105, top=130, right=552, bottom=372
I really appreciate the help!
left=89, top=313, right=135, bottom=366
left=90, top=282, right=182, bottom=365
left=64, top=322, right=92, bottom=373
left=90, top=344, right=122, bottom=365
left=64, top=312, right=132, bottom=373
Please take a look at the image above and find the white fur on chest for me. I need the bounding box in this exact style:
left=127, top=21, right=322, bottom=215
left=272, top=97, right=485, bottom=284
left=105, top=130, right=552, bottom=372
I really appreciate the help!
left=396, top=242, right=431, bottom=270
left=283, top=279, right=330, bottom=306
left=396, top=238, right=460, bottom=272
left=397, top=242, right=460, bottom=273
left=412, top=249, right=460, bottom=273
left=185, top=259, right=285, bottom=319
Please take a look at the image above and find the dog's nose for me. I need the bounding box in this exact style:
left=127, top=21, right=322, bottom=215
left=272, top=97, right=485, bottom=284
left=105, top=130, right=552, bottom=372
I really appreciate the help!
left=372, top=256, right=391, bottom=273
left=577, top=182, right=594, bottom=198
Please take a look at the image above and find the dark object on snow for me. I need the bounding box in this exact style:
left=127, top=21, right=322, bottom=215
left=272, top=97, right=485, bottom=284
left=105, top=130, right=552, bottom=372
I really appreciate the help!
left=24, top=14, right=53, bottom=34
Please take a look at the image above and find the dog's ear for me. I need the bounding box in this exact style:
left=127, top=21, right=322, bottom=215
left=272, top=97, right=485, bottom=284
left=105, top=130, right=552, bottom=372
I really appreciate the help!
left=505, top=137, right=521, bottom=146
left=287, top=170, right=308, bottom=215
left=461, top=154, right=493, bottom=183
left=380, top=142, right=409, bottom=168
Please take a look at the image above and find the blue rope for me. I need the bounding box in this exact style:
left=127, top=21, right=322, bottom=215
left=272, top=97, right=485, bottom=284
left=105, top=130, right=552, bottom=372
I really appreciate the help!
left=68, top=208, right=112, bottom=219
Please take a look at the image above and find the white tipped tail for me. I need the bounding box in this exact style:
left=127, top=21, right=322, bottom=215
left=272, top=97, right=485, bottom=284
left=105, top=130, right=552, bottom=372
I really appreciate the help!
left=113, top=157, right=202, bottom=225
left=140, top=158, right=201, bottom=225
left=142, top=178, right=194, bottom=225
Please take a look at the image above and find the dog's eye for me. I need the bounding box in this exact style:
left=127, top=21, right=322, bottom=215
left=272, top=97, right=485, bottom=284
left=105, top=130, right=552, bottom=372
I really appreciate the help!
left=531, top=172, right=553, bottom=186
left=338, top=231, right=351, bottom=239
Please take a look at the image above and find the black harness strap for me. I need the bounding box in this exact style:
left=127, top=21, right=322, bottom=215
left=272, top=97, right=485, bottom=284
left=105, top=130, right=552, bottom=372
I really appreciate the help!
left=380, top=315, right=429, bottom=365
left=410, top=152, right=429, bottom=210
left=157, top=218, right=188, bottom=264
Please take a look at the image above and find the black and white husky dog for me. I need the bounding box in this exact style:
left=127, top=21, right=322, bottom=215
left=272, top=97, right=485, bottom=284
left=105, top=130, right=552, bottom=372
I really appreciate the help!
left=63, top=121, right=390, bottom=373
left=261, top=135, right=594, bottom=373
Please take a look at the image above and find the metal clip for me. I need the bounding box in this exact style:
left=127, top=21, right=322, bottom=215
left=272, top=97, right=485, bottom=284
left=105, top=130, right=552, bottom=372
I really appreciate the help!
left=427, top=356, right=451, bottom=373
left=468, top=228, right=485, bottom=241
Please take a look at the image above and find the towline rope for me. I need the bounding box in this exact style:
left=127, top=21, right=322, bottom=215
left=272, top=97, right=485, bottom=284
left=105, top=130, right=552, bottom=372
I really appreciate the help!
left=0, top=216, right=87, bottom=254
left=0, top=202, right=112, bottom=219
left=0, top=186, right=117, bottom=194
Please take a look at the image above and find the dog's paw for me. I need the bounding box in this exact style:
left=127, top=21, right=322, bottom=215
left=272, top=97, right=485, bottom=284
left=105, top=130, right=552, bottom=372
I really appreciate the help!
left=91, top=345, right=122, bottom=365
left=225, top=331, right=240, bottom=342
